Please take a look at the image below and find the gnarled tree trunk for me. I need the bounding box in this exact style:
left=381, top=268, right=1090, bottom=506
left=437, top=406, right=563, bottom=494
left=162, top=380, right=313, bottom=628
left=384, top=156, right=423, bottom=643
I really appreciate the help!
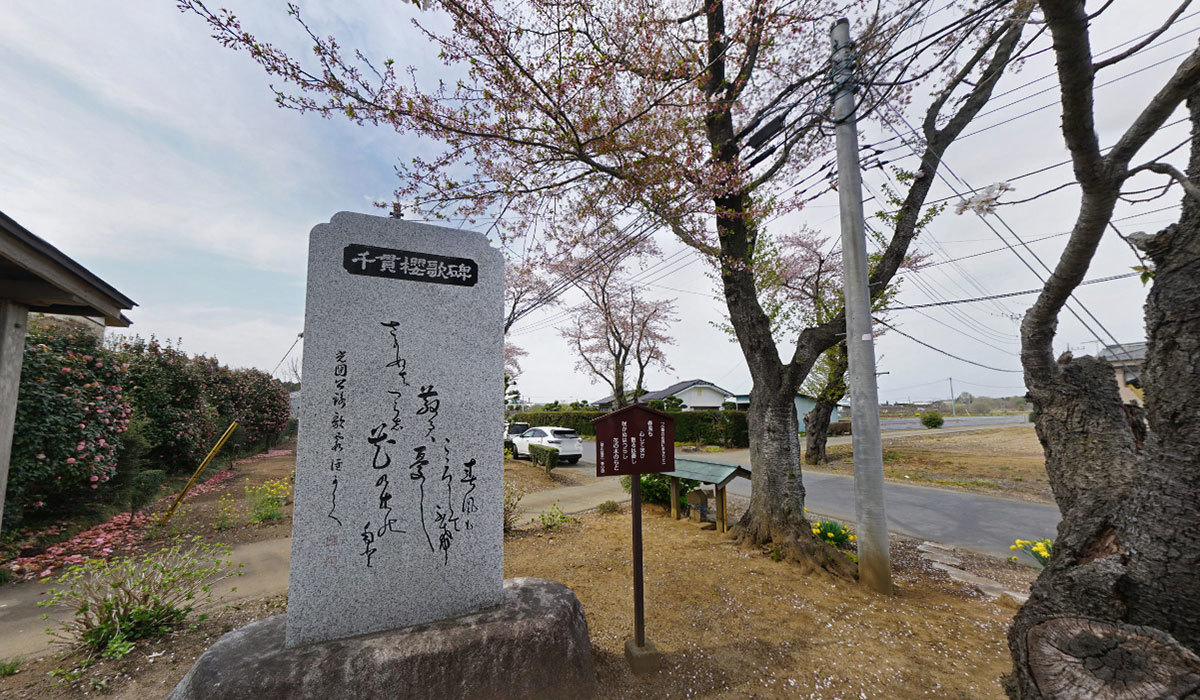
left=1007, top=11, right=1200, bottom=693
left=739, top=380, right=856, bottom=576
left=804, top=343, right=849, bottom=465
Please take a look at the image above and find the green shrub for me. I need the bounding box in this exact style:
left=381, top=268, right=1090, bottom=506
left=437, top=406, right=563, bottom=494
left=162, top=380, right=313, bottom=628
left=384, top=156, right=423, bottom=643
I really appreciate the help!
left=527, top=444, right=559, bottom=472
left=531, top=501, right=574, bottom=530
left=596, top=500, right=622, bottom=514
left=1010, top=538, right=1053, bottom=568
left=920, top=410, right=944, bottom=429
left=511, top=409, right=751, bottom=447
left=0, top=657, right=22, bottom=676
left=512, top=411, right=606, bottom=436
left=812, top=519, right=855, bottom=548
left=827, top=421, right=852, bottom=436
left=37, top=537, right=241, bottom=655
left=618, top=474, right=700, bottom=508
left=503, top=480, right=526, bottom=534
left=1028, top=410, right=1037, bottom=423
left=118, top=336, right=219, bottom=472
left=5, top=322, right=132, bottom=531
left=245, top=477, right=292, bottom=524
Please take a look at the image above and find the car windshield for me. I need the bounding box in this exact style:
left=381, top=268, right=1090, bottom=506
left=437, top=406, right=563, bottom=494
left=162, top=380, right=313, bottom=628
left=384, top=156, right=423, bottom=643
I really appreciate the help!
left=551, top=430, right=578, bottom=439
left=507, top=423, right=529, bottom=434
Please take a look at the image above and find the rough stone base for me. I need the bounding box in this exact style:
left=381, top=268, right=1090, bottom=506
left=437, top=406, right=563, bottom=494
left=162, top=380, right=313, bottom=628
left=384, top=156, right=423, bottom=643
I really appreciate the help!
left=169, top=578, right=595, bottom=700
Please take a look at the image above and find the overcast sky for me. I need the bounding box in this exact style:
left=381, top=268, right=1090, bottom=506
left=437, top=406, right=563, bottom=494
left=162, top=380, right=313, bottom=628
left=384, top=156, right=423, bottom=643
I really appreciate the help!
left=1, top=2, right=1192, bottom=406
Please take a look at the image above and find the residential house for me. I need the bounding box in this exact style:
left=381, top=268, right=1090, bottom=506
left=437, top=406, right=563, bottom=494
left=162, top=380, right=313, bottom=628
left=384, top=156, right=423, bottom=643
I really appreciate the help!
left=734, top=392, right=845, bottom=422
left=1098, top=342, right=1146, bottom=405
left=593, top=379, right=736, bottom=411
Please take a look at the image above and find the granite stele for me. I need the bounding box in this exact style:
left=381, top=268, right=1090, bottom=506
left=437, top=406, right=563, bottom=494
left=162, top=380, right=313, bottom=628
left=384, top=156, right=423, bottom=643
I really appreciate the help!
left=287, top=211, right=504, bottom=647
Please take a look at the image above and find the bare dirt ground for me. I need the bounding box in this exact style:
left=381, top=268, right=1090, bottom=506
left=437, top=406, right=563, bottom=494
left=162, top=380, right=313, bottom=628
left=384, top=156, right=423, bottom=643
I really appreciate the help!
left=815, top=425, right=1052, bottom=503
left=2, top=507, right=1033, bottom=699
left=504, top=458, right=598, bottom=494
left=2, top=447, right=1037, bottom=699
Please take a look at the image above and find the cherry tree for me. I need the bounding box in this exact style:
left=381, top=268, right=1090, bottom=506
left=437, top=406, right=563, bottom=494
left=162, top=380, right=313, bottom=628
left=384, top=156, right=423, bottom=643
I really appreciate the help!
left=1003, top=2, right=1200, bottom=695
left=561, top=266, right=676, bottom=409
left=183, top=0, right=1030, bottom=569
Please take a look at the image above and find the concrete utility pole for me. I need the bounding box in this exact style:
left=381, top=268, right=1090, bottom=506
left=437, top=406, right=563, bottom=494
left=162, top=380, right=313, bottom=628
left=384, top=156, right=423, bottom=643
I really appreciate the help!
left=830, top=17, right=891, bottom=593
left=949, top=377, right=956, bottom=416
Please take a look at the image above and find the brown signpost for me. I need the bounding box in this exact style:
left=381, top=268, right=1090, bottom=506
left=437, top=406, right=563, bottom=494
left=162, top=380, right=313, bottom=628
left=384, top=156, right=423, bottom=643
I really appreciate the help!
left=592, top=404, right=674, bottom=673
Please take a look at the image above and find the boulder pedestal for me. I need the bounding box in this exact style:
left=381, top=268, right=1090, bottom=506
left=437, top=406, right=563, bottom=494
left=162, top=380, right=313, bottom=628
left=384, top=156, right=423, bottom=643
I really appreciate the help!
left=169, top=578, right=595, bottom=700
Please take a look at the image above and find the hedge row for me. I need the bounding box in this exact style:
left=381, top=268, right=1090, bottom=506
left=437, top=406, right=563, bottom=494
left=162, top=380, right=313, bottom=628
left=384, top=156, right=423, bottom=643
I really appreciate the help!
left=512, top=409, right=749, bottom=447
left=3, top=323, right=292, bottom=532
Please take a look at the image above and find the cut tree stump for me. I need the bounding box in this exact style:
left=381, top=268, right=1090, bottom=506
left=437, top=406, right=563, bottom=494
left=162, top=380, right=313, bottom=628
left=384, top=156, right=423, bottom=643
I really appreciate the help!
left=1026, top=617, right=1200, bottom=699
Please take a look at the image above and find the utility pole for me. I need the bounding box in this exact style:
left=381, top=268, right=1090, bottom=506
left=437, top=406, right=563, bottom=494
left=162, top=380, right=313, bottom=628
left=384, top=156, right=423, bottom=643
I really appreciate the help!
left=949, top=377, right=956, bottom=416
left=830, top=17, right=891, bottom=594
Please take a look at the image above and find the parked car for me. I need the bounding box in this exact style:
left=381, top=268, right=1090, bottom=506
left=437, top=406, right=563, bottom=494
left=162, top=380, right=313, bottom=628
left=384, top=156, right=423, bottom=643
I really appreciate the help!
left=511, top=426, right=583, bottom=464
left=504, top=422, right=530, bottom=442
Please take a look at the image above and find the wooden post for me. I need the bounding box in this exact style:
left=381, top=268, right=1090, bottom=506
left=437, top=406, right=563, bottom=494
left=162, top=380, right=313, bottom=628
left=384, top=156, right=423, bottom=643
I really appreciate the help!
left=0, top=301, right=27, bottom=531
left=630, top=476, right=645, bottom=647
left=669, top=476, right=680, bottom=520
left=717, top=486, right=727, bottom=533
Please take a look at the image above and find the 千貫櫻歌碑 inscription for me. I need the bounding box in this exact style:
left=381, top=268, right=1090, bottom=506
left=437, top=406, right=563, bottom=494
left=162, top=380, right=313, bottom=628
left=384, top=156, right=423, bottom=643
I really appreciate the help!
left=343, top=245, right=478, bottom=286
left=287, top=212, right=503, bottom=648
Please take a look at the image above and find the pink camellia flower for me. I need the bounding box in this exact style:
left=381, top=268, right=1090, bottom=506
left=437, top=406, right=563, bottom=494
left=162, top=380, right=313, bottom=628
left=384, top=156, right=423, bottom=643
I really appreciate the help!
left=66, top=457, right=76, bottom=464
left=36, top=453, right=45, bottom=460
left=90, top=484, right=98, bottom=489
left=90, top=475, right=99, bottom=482
left=39, top=568, right=54, bottom=578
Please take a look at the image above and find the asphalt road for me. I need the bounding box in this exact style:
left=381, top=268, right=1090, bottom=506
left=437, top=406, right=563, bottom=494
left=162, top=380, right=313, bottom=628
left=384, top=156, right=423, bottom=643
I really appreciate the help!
left=578, top=423, right=1060, bottom=559
left=879, top=414, right=1028, bottom=431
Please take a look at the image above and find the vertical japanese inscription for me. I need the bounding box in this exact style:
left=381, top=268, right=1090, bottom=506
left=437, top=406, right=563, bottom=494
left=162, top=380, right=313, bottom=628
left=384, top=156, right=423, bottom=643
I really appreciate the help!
left=289, top=212, right=503, bottom=649
left=328, top=351, right=347, bottom=527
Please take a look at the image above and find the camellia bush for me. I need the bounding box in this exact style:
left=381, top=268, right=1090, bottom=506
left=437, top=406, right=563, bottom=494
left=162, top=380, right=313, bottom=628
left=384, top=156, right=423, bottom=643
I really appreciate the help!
left=116, top=336, right=220, bottom=472
left=4, top=322, right=132, bottom=530
left=193, top=358, right=291, bottom=449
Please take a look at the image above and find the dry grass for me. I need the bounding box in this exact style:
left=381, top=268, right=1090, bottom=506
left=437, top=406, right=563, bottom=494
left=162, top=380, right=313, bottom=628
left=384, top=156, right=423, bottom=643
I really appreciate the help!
left=503, top=458, right=597, bottom=494
left=817, top=426, right=1051, bottom=503
left=2, top=500, right=1031, bottom=699
left=506, top=506, right=1028, bottom=699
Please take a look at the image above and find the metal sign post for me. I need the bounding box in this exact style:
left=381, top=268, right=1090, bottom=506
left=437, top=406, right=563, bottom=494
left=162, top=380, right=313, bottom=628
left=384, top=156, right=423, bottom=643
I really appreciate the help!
left=591, top=404, right=674, bottom=673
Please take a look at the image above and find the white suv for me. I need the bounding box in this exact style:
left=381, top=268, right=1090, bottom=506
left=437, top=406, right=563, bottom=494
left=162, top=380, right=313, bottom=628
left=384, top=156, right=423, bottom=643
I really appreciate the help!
left=511, top=426, right=583, bottom=464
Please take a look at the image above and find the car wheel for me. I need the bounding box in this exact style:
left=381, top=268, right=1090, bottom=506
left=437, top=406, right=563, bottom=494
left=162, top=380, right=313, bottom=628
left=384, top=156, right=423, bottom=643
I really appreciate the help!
left=512, top=444, right=522, bottom=459
left=566, top=456, right=580, bottom=465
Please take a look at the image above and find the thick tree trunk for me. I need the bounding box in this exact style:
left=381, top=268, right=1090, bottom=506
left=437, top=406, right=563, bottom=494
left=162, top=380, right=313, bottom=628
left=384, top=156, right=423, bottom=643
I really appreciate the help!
left=805, top=343, right=849, bottom=466
left=1006, top=87, right=1200, bottom=699
left=803, top=401, right=836, bottom=465
left=734, top=380, right=856, bottom=577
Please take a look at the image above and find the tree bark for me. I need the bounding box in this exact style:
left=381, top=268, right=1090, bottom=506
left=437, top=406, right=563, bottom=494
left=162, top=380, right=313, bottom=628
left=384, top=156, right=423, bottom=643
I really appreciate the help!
left=803, top=401, right=836, bottom=465
left=1007, top=11, right=1200, bottom=692
left=804, top=343, right=849, bottom=466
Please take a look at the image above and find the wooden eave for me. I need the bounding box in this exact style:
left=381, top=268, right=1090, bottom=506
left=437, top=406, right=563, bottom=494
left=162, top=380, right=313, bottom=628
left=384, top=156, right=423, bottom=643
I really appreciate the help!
left=0, top=211, right=136, bottom=326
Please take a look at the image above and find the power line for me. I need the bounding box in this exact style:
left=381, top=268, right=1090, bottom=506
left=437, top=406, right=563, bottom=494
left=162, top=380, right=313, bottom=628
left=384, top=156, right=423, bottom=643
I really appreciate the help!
left=893, top=271, right=1139, bottom=309
left=875, top=97, right=1141, bottom=365
left=270, top=332, right=304, bottom=378
left=874, top=317, right=1023, bottom=373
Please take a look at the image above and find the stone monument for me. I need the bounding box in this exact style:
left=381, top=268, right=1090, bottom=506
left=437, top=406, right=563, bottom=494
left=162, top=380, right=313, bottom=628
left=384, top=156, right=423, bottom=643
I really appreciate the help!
left=288, top=212, right=503, bottom=646
left=169, top=212, right=595, bottom=699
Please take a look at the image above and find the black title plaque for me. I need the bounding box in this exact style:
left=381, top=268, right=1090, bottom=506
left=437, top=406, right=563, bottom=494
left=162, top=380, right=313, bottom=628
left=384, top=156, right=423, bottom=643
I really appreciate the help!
left=592, top=404, right=675, bottom=477
left=342, top=244, right=478, bottom=286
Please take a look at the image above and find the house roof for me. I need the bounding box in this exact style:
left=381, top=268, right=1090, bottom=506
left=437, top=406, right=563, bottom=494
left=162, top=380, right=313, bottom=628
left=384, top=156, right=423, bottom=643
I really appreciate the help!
left=593, top=378, right=736, bottom=406
left=0, top=210, right=136, bottom=326
left=1098, top=342, right=1146, bottom=367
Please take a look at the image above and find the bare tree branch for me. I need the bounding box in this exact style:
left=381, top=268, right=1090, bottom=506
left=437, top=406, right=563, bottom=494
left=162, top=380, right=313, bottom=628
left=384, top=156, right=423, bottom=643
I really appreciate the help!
left=1093, top=0, right=1193, bottom=71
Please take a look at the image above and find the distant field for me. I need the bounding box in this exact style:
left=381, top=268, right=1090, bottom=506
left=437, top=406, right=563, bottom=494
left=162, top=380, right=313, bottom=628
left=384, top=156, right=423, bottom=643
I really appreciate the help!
left=820, top=425, right=1051, bottom=503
